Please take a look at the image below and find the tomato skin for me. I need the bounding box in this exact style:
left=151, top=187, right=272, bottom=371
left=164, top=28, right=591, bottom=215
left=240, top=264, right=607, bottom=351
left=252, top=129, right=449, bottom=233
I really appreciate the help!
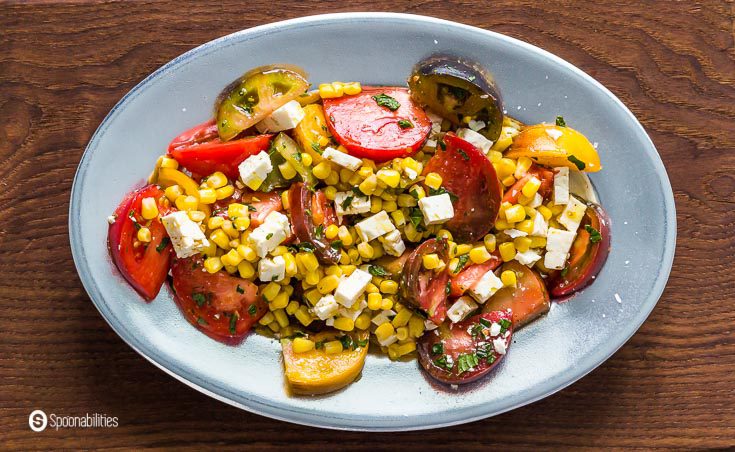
left=549, top=203, right=611, bottom=298
left=170, top=257, right=267, bottom=343
left=417, top=310, right=513, bottom=385
left=449, top=257, right=501, bottom=297
left=483, top=261, right=550, bottom=328
left=289, top=183, right=340, bottom=264
left=423, top=133, right=503, bottom=242
left=108, top=185, right=174, bottom=301
left=399, top=238, right=450, bottom=324
left=323, top=87, right=431, bottom=161
left=501, top=164, right=554, bottom=204
left=168, top=120, right=272, bottom=180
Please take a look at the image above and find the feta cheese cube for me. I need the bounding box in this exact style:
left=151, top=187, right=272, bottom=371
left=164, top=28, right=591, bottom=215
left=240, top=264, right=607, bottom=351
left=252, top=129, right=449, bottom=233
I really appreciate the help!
left=553, top=167, right=570, bottom=205
left=161, top=211, right=209, bottom=258
left=322, top=146, right=362, bottom=171
left=530, top=212, right=548, bottom=237
left=424, top=319, right=439, bottom=331
left=426, top=110, right=443, bottom=136
left=446, top=296, right=479, bottom=323
left=493, top=336, right=508, bottom=355
left=313, top=295, right=339, bottom=320
left=468, top=119, right=486, bottom=132
left=403, top=167, right=419, bottom=180
left=334, top=191, right=370, bottom=216
left=546, top=227, right=576, bottom=254
left=379, top=229, right=406, bottom=257
left=457, top=127, right=493, bottom=154
left=238, top=151, right=273, bottom=191
left=372, top=309, right=396, bottom=326
left=354, top=211, right=396, bottom=242
left=248, top=211, right=290, bottom=257
left=334, top=268, right=372, bottom=308
left=544, top=250, right=568, bottom=270
left=255, top=100, right=305, bottom=133
left=558, top=195, right=588, bottom=232
left=489, top=322, right=501, bottom=336
left=378, top=334, right=398, bottom=347
left=529, top=192, right=544, bottom=208
left=418, top=193, right=454, bottom=225
left=468, top=269, right=504, bottom=303
left=515, top=250, right=542, bottom=266
left=258, top=255, right=286, bottom=282
left=504, top=229, right=528, bottom=239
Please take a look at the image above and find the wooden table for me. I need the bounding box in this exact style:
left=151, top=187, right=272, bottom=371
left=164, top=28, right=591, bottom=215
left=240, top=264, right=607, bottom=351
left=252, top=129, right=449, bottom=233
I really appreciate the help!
left=2, top=1, right=733, bottom=449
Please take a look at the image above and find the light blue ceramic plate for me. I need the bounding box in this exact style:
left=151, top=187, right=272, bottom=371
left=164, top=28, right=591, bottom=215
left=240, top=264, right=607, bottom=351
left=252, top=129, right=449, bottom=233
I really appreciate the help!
left=69, top=13, right=676, bottom=431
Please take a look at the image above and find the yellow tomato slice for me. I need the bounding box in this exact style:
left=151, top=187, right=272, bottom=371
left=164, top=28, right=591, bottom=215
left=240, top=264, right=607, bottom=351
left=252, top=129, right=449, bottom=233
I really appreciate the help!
left=293, top=104, right=331, bottom=164
left=505, top=124, right=601, bottom=172
left=156, top=167, right=200, bottom=197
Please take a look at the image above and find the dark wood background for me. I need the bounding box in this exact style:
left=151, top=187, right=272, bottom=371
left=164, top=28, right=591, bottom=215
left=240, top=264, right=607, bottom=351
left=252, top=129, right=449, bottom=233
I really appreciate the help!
left=1, top=0, right=733, bottom=449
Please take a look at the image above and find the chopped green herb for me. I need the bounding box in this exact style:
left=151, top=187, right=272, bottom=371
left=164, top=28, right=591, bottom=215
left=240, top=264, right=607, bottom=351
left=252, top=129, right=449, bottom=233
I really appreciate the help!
left=247, top=204, right=257, bottom=212
left=372, top=93, right=401, bottom=111
left=156, top=237, right=170, bottom=253
left=397, top=119, right=413, bottom=129
left=299, top=241, right=316, bottom=252
left=229, top=314, right=238, bottom=334
left=197, top=317, right=208, bottom=325
left=445, top=280, right=451, bottom=295
left=433, top=355, right=452, bottom=370
left=585, top=224, right=602, bottom=243
left=311, top=142, right=322, bottom=154
left=236, top=285, right=245, bottom=294
left=304, top=208, right=312, bottom=217
left=409, top=189, right=419, bottom=200
left=368, top=265, right=389, bottom=277
left=456, top=353, right=479, bottom=374
left=470, top=323, right=484, bottom=339
left=429, top=186, right=458, bottom=202
left=555, top=116, right=566, bottom=127
left=409, top=208, right=423, bottom=228
left=292, top=151, right=302, bottom=162
left=192, top=292, right=207, bottom=307
left=314, top=224, right=324, bottom=239
left=339, top=335, right=353, bottom=350
left=248, top=304, right=258, bottom=316
left=561, top=266, right=569, bottom=277
left=315, top=340, right=325, bottom=349
left=498, top=318, right=511, bottom=333
left=330, top=240, right=343, bottom=250
left=266, top=232, right=273, bottom=240
left=477, top=344, right=495, bottom=361
left=457, top=148, right=470, bottom=161
left=479, top=318, right=491, bottom=328
left=431, top=343, right=444, bottom=355
left=455, top=254, right=470, bottom=273
left=567, top=155, right=586, bottom=170
left=438, top=140, right=447, bottom=151
left=341, top=195, right=354, bottom=211
left=356, top=339, right=369, bottom=348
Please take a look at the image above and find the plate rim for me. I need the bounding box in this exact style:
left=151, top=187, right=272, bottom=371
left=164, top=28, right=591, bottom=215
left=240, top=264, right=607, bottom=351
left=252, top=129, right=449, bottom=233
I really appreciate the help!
left=69, top=12, right=677, bottom=431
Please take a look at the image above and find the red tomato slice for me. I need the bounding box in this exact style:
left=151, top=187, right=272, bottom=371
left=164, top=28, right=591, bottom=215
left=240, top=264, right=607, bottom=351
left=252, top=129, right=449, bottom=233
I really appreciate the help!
left=288, top=183, right=340, bottom=264
left=399, top=238, right=450, bottom=324
left=423, top=133, right=503, bottom=242
left=449, top=257, right=501, bottom=297
left=108, top=185, right=174, bottom=301
left=213, top=191, right=283, bottom=228
left=168, top=120, right=272, bottom=180
left=323, top=87, right=431, bottom=161
left=501, top=164, right=554, bottom=204
left=171, top=257, right=267, bottom=343
left=483, top=261, right=550, bottom=328
left=417, top=310, right=513, bottom=385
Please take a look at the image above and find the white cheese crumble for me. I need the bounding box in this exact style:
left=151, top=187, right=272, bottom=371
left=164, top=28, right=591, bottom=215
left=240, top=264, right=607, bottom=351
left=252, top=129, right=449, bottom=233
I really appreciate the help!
left=248, top=211, right=291, bottom=258
left=334, top=191, right=370, bottom=216
left=238, top=151, right=273, bottom=191
left=257, top=255, right=286, bottom=282
left=446, top=296, right=478, bottom=323
left=468, top=270, right=504, bottom=303
left=354, top=211, right=396, bottom=242
left=255, top=100, right=305, bottom=133
left=457, top=127, right=493, bottom=154
left=322, top=146, right=362, bottom=171
left=418, top=193, right=454, bottom=225
left=334, top=268, right=372, bottom=308
left=161, top=211, right=209, bottom=259
left=553, top=167, right=570, bottom=205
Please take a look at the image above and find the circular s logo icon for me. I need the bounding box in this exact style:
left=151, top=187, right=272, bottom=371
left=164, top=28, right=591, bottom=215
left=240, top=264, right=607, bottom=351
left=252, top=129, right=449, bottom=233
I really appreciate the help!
left=29, top=410, right=47, bottom=432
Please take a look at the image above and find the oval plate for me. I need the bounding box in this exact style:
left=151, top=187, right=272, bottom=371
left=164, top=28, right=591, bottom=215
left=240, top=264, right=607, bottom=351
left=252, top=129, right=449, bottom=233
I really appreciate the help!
left=70, top=13, right=676, bottom=431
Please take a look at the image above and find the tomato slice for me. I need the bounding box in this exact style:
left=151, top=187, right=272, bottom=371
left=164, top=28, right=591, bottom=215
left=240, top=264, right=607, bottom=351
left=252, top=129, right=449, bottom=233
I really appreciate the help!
left=167, top=120, right=272, bottom=180
left=323, top=87, right=431, bottom=161
left=108, top=185, right=174, bottom=301
left=423, top=133, right=503, bottom=242
left=399, top=238, right=450, bottom=324
left=548, top=203, right=611, bottom=298
left=170, top=257, right=267, bottom=343
left=238, top=191, right=283, bottom=227
left=483, top=261, right=550, bottom=328
left=417, top=310, right=513, bottom=385
left=311, top=190, right=338, bottom=227
left=501, top=164, right=554, bottom=204
left=449, top=257, right=501, bottom=297
left=288, top=183, right=340, bottom=264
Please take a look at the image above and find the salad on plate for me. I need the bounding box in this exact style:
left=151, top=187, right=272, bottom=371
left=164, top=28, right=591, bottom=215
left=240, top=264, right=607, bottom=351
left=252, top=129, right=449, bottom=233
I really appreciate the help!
left=107, top=56, right=610, bottom=394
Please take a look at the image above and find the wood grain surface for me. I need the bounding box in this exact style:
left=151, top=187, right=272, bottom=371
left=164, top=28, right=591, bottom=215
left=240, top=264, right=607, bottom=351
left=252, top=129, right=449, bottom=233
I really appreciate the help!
left=1, top=0, right=734, bottom=449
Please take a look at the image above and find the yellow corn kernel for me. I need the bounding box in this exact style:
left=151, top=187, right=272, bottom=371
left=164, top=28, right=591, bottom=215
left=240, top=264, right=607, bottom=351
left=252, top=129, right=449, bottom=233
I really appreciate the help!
left=198, top=188, right=217, bottom=205
left=337, top=226, right=353, bottom=246
left=294, top=306, right=313, bottom=326
left=209, top=229, right=230, bottom=249
left=380, top=280, right=398, bottom=295
left=325, top=170, right=339, bottom=186
left=549, top=202, right=565, bottom=215
left=380, top=200, right=396, bottom=213
left=422, top=253, right=441, bottom=270
left=535, top=205, right=551, bottom=221
left=200, top=240, right=217, bottom=259
left=483, top=234, right=497, bottom=252
left=380, top=297, right=394, bottom=310
left=408, top=185, right=426, bottom=200
left=186, top=210, right=205, bottom=223
left=304, top=270, right=320, bottom=286
left=312, top=161, right=332, bottom=180
left=408, top=316, right=425, bottom=338
left=292, top=337, right=315, bottom=353
left=325, top=224, right=339, bottom=240
left=367, top=292, right=383, bottom=310
left=205, top=172, right=228, bottom=189
left=301, top=152, right=313, bottom=167
left=505, top=205, right=526, bottom=223
left=339, top=264, right=355, bottom=276
left=501, top=270, right=517, bottom=287
left=282, top=253, right=297, bottom=277
left=224, top=265, right=238, bottom=274
left=159, top=156, right=179, bottom=169
left=276, top=160, right=296, bottom=180
left=369, top=196, right=383, bottom=214
left=343, top=81, right=362, bottom=95
left=324, top=340, right=344, bottom=354
left=365, top=282, right=379, bottom=294
left=226, top=203, right=246, bottom=220
left=136, top=227, right=151, bottom=242
left=376, top=168, right=401, bottom=188
left=469, top=246, right=492, bottom=264
left=321, top=265, right=340, bottom=278
left=236, top=260, right=255, bottom=279
left=262, top=282, right=281, bottom=301
left=298, top=252, right=320, bottom=273
left=301, top=289, right=319, bottom=307
left=269, top=245, right=287, bottom=257
left=221, top=249, right=243, bottom=267
left=203, top=256, right=223, bottom=273
left=276, top=192, right=289, bottom=212
left=272, top=309, right=289, bottom=328
left=396, top=193, right=416, bottom=208
left=338, top=168, right=353, bottom=184
left=501, top=175, right=516, bottom=187
left=318, top=83, right=337, bottom=98
left=497, top=158, right=516, bottom=178
left=271, top=291, right=290, bottom=310
left=140, top=197, right=159, bottom=220
left=358, top=174, right=378, bottom=195
left=375, top=322, right=395, bottom=341
left=221, top=220, right=239, bottom=239
left=424, top=172, right=443, bottom=190
left=514, top=156, right=533, bottom=179
left=390, top=210, right=406, bottom=227
left=215, top=185, right=235, bottom=200
left=234, top=245, right=255, bottom=263
left=333, top=317, right=355, bottom=332
left=396, top=326, right=409, bottom=341
left=521, top=176, right=542, bottom=198
left=231, top=217, right=249, bottom=232
left=515, top=219, right=534, bottom=235
left=499, top=242, right=516, bottom=262
left=175, top=195, right=198, bottom=212
left=324, top=185, right=337, bottom=201
left=397, top=342, right=416, bottom=356
left=488, top=150, right=503, bottom=163
left=494, top=219, right=514, bottom=230
left=353, top=313, right=371, bottom=331
left=514, top=236, right=532, bottom=253
left=454, top=243, right=471, bottom=256
left=207, top=216, right=224, bottom=230
left=530, top=236, right=547, bottom=248
left=286, top=300, right=300, bottom=315
left=164, top=185, right=183, bottom=202
left=392, top=308, right=412, bottom=328
left=347, top=248, right=361, bottom=265
left=317, top=274, right=340, bottom=294
left=259, top=312, right=275, bottom=326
